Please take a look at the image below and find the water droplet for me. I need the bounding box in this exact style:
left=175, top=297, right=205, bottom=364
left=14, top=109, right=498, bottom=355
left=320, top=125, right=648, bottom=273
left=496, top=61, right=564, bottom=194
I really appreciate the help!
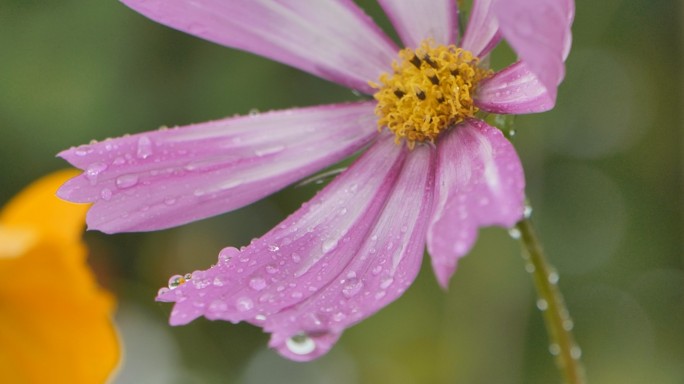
left=209, top=300, right=228, bottom=312
left=291, top=253, right=301, bottom=263
left=563, top=319, right=574, bottom=331
left=136, top=136, right=153, bottom=159
left=523, top=205, right=533, bottom=218
left=157, top=287, right=170, bottom=296
left=286, top=333, right=316, bottom=355
left=213, top=277, right=224, bottom=286
left=549, top=343, right=561, bottom=356
left=218, top=247, right=238, bottom=264
left=116, top=174, right=139, bottom=189
left=168, top=274, right=186, bottom=290
left=571, top=346, right=582, bottom=359
left=322, top=239, right=338, bottom=253
left=291, top=291, right=303, bottom=299
left=255, top=314, right=267, bottom=321
left=248, top=108, right=260, bottom=116
left=525, top=263, right=535, bottom=273
left=342, top=280, right=363, bottom=298
left=548, top=271, right=559, bottom=284
left=508, top=227, right=521, bottom=239
left=236, top=297, right=254, bottom=312
left=254, top=145, right=285, bottom=156
left=249, top=277, right=267, bottom=291
left=266, top=265, right=279, bottom=274
left=380, top=277, right=394, bottom=289
left=100, top=188, right=113, bottom=201
left=372, top=265, right=383, bottom=275
left=268, top=244, right=280, bottom=252
left=85, top=162, right=107, bottom=185
left=536, top=299, right=548, bottom=311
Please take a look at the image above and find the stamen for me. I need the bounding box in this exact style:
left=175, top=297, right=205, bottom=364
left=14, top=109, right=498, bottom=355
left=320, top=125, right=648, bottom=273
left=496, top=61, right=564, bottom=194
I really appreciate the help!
left=409, top=55, right=422, bottom=69
left=370, top=40, right=492, bottom=147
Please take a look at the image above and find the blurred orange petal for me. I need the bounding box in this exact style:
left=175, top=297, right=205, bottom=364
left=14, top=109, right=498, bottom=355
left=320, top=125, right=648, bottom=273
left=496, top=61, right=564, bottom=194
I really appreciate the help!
left=0, top=170, right=120, bottom=383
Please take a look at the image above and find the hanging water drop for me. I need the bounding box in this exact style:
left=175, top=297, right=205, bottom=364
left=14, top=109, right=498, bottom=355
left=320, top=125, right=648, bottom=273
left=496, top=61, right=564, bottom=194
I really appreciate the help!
left=536, top=298, right=548, bottom=311
left=523, top=205, right=533, bottom=218
left=549, top=343, right=561, bottom=356
left=286, top=333, right=316, bottom=355
left=508, top=227, right=521, bottom=239
left=570, top=345, right=582, bottom=359
left=168, top=274, right=186, bottom=290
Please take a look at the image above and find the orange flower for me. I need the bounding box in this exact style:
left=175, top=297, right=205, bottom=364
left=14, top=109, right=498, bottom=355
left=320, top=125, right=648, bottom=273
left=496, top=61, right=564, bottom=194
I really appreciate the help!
left=0, top=170, right=120, bottom=383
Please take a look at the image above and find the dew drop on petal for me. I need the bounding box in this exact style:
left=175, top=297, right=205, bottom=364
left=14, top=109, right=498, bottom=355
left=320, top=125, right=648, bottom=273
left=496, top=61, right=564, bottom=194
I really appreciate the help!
left=268, top=244, right=280, bottom=252
left=342, top=280, right=364, bottom=298
left=508, top=227, right=521, bottom=239
left=249, top=277, right=267, bottom=291
left=286, top=334, right=316, bottom=355
left=85, top=162, right=107, bottom=185
left=322, top=239, right=338, bottom=253
left=136, top=135, right=153, bottom=159
left=236, top=297, right=254, bottom=312
left=116, top=174, right=139, bottom=189
left=380, top=277, right=394, bottom=289
left=100, top=188, right=113, bottom=201
left=168, top=274, right=186, bottom=290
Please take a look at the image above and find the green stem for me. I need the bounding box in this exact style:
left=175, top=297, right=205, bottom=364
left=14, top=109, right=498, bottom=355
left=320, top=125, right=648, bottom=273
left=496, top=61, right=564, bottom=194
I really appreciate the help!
left=515, top=217, right=586, bottom=384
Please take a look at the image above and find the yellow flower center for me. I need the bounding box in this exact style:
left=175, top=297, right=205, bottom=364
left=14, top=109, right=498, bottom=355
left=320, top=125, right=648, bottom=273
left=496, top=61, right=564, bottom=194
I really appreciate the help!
left=371, top=40, right=491, bottom=147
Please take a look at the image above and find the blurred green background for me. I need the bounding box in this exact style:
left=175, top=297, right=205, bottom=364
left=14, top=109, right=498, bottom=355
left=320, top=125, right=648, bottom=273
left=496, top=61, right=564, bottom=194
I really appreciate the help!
left=1, top=0, right=682, bottom=383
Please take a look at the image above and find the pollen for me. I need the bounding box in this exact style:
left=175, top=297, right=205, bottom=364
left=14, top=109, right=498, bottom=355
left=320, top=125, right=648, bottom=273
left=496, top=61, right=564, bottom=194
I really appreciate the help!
left=371, top=40, right=491, bottom=147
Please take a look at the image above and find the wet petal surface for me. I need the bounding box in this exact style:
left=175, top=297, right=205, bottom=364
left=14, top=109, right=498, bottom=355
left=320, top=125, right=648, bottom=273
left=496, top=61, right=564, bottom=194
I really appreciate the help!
left=427, top=120, right=525, bottom=288
left=58, top=103, right=377, bottom=233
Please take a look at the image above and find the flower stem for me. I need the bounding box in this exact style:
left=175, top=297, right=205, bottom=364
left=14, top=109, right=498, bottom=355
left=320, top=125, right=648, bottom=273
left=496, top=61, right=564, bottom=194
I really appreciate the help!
left=515, top=217, right=586, bottom=384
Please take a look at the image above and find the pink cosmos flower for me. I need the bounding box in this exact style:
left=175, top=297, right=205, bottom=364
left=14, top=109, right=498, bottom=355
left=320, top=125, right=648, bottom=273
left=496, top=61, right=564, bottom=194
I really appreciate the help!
left=58, top=0, right=573, bottom=361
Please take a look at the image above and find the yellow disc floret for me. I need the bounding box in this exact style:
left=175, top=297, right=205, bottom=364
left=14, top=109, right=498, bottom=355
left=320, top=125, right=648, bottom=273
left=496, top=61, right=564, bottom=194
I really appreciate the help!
left=371, top=40, right=491, bottom=147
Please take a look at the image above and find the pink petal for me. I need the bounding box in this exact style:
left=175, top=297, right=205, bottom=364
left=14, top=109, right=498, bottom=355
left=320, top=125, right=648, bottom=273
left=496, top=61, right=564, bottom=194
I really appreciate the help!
left=427, top=119, right=525, bottom=288
left=377, top=0, right=458, bottom=47
left=268, top=144, right=435, bottom=361
left=460, top=0, right=501, bottom=57
left=121, top=0, right=397, bottom=94
left=57, top=102, right=377, bottom=233
left=157, top=137, right=436, bottom=361
left=493, top=0, right=574, bottom=102
left=157, top=134, right=407, bottom=328
left=475, top=61, right=554, bottom=114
